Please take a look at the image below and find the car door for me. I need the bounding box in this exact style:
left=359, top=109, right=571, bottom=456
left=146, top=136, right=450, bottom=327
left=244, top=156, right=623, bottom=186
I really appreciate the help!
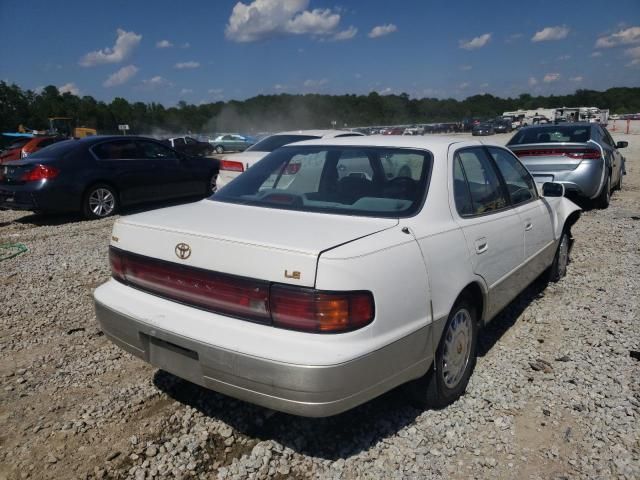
left=451, top=147, right=524, bottom=319
left=488, top=146, right=555, bottom=283
left=136, top=140, right=199, bottom=198
left=599, top=126, right=622, bottom=186
left=91, top=139, right=155, bottom=205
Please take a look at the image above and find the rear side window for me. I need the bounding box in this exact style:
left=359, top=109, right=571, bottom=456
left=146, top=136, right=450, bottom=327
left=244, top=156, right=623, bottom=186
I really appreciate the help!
left=455, top=148, right=508, bottom=216
left=489, top=147, right=538, bottom=205
left=173, top=138, right=186, bottom=146
left=92, top=140, right=140, bottom=160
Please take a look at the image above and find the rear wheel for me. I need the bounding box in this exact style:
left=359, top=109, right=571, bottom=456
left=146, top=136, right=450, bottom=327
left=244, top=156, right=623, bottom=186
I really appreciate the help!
left=83, top=184, right=118, bottom=219
left=594, top=174, right=611, bottom=209
left=207, top=173, right=218, bottom=195
left=409, top=297, right=478, bottom=409
left=215, top=145, right=224, bottom=154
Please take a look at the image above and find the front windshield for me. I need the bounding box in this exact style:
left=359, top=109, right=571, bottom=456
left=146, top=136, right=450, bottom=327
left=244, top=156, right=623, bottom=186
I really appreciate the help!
left=245, top=134, right=318, bottom=152
left=213, top=146, right=432, bottom=218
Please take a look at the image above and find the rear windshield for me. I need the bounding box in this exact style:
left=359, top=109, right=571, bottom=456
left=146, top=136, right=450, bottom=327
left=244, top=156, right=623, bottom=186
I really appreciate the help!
left=29, top=139, right=77, bottom=158
left=213, top=146, right=432, bottom=218
left=245, top=134, right=318, bottom=152
left=508, top=126, right=592, bottom=145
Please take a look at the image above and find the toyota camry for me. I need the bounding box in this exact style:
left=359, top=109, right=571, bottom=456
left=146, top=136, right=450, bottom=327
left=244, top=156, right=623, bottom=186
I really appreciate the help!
left=94, top=136, right=580, bottom=416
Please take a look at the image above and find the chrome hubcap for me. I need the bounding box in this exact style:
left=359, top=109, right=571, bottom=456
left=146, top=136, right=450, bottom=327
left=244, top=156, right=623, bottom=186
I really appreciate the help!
left=557, top=235, right=569, bottom=277
left=442, top=308, right=472, bottom=388
left=89, top=188, right=115, bottom=217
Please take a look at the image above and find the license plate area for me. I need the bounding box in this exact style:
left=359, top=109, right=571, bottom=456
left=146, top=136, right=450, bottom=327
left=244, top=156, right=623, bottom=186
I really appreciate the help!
left=145, top=334, right=202, bottom=384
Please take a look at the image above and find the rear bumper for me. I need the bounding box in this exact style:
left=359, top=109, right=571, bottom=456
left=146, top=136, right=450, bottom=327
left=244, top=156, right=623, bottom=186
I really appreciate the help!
left=94, top=296, right=434, bottom=417
left=0, top=187, right=39, bottom=211
left=528, top=160, right=605, bottom=199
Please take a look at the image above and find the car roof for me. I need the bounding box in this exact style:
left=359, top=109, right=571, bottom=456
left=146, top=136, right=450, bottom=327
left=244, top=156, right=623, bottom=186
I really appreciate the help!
left=273, top=129, right=364, bottom=138
left=75, top=135, right=168, bottom=144
left=281, top=135, right=488, bottom=153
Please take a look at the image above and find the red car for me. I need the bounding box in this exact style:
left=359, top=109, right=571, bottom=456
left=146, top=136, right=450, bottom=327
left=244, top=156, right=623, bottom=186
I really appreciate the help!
left=0, top=136, right=65, bottom=164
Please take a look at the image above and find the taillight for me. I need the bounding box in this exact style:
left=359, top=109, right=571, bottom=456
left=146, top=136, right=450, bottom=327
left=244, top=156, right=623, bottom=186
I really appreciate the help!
left=284, top=162, right=301, bottom=174
left=109, top=247, right=375, bottom=333
left=109, top=247, right=270, bottom=322
left=220, top=160, right=244, bottom=172
left=271, top=286, right=374, bottom=333
left=514, top=148, right=601, bottom=160
left=20, top=164, right=60, bottom=182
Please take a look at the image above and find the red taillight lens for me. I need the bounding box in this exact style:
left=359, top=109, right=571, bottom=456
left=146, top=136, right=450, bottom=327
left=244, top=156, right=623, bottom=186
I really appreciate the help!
left=109, top=247, right=375, bottom=333
left=20, top=164, right=60, bottom=182
left=220, top=160, right=244, bottom=172
left=271, top=285, right=374, bottom=333
left=514, top=148, right=601, bottom=160
left=109, top=247, right=270, bottom=322
left=284, top=162, right=301, bottom=174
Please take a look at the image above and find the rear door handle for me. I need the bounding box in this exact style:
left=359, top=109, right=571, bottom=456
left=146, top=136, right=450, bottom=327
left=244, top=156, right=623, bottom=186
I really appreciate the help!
left=475, top=238, right=488, bottom=254
left=525, top=222, right=533, bottom=231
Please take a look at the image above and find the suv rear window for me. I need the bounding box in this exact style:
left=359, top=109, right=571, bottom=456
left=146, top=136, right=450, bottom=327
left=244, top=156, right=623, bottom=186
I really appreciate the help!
left=213, top=146, right=432, bottom=218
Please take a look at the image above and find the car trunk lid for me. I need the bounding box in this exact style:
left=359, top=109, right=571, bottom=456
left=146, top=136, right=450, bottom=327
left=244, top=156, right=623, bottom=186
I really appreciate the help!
left=111, top=199, right=398, bottom=287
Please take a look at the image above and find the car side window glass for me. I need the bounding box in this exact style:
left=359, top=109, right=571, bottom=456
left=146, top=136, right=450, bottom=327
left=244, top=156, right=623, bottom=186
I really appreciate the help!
left=185, top=137, right=196, bottom=144
left=453, top=157, right=473, bottom=216
left=456, top=148, right=508, bottom=215
left=173, top=138, right=186, bottom=146
left=601, top=128, right=615, bottom=147
left=488, top=147, right=537, bottom=205
left=138, top=141, right=177, bottom=160
left=92, top=140, right=140, bottom=160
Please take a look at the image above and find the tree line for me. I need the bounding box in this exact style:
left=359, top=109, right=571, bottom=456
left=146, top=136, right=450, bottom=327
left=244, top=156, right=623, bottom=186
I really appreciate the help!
left=1, top=81, right=639, bottom=137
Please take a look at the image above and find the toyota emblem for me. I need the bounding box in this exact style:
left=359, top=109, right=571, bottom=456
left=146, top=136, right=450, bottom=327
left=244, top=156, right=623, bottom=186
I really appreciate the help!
left=175, top=243, right=191, bottom=260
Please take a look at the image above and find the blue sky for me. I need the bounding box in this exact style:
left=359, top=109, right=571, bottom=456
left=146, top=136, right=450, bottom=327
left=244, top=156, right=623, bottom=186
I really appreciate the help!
left=1, top=0, right=639, bottom=105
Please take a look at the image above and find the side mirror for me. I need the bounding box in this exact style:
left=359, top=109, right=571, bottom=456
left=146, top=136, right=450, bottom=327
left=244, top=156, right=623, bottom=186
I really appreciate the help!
left=542, top=182, right=565, bottom=197
left=616, top=141, right=628, bottom=149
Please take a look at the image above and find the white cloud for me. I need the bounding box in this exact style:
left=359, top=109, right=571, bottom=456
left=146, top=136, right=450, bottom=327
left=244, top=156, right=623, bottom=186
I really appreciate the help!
left=459, top=33, right=491, bottom=50
left=625, top=45, right=640, bottom=66
left=557, top=54, right=571, bottom=61
left=459, top=65, right=472, bottom=71
left=528, top=77, right=538, bottom=86
left=595, top=26, right=640, bottom=48
left=59, top=82, right=80, bottom=95
left=273, top=84, right=288, bottom=90
left=378, top=87, right=393, bottom=94
left=174, top=61, right=200, bottom=69
left=531, top=25, right=569, bottom=42
left=208, top=88, right=224, bottom=94
left=368, top=24, right=397, bottom=39
left=303, top=78, right=328, bottom=88
left=103, top=65, right=138, bottom=87
left=180, top=88, right=194, bottom=95
left=332, top=25, right=357, bottom=41
left=458, top=82, right=470, bottom=89
left=543, top=73, right=561, bottom=82
left=181, top=42, right=191, bottom=48
left=156, top=40, right=173, bottom=48
left=80, top=29, right=142, bottom=66
left=480, top=83, right=489, bottom=88
left=591, top=51, right=602, bottom=57
left=142, top=76, right=172, bottom=88
left=226, top=0, right=341, bottom=42
left=506, top=33, right=523, bottom=43
left=570, top=76, right=583, bottom=82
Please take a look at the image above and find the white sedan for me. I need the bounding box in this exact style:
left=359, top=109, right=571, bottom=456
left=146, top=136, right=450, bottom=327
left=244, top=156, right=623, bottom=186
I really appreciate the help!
left=94, top=136, right=580, bottom=417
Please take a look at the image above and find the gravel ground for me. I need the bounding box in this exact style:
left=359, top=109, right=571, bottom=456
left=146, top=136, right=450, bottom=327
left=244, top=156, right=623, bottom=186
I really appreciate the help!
left=0, top=132, right=638, bottom=480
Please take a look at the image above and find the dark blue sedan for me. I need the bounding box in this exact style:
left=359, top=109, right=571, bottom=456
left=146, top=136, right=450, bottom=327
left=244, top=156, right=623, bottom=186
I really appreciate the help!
left=0, top=136, right=219, bottom=219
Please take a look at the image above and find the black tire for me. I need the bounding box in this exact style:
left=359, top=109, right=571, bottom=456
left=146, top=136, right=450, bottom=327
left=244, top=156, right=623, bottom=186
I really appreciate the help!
left=215, top=145, right=224, bottom=154
left=547, top=230, right=570, bottom=282
left=82, top=183, right=118, bottom=219
left=594, top=174, right=611, bottom=209
left=614, top=169, right=622, bottom=191
left=409, top=296, right=478, bottom=409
